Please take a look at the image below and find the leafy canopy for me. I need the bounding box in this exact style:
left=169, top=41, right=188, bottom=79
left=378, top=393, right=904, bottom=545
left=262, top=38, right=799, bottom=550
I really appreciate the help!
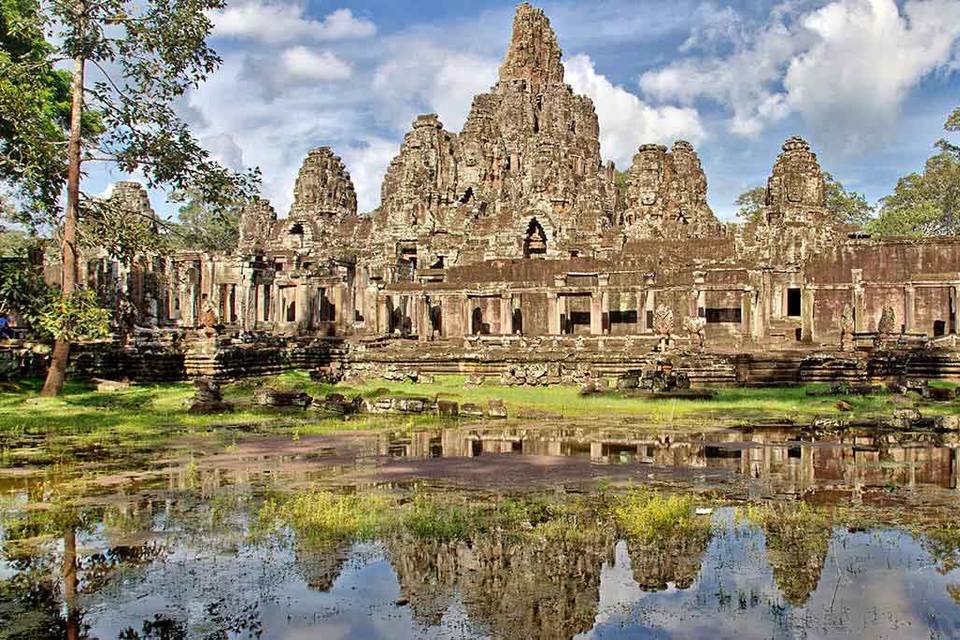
left=735, top=174, right=872, bottom=226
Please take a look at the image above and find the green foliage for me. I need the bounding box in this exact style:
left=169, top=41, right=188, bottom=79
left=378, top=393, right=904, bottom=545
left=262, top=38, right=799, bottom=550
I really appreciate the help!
left=735, top=186, right=766, bottom=223
left=937, top=106, right=960, bottom=158
left=169, top=187, right=242, bottom=252
left=736, top=174, right=872, bottom=227
left=611, top=490, right=711, bottom=544
left=0, top=256, right=50, bottom=326
left=867, top=150, right=960, bottom=237
left=77, top=196, right=172, bottom=262
left=614, top=170, right=629, bottom=196
left=35, top=288, right=110, bottom=341
left=823, top=172, right=873, bottom=227
left=256, top=490, right=392, bottom=547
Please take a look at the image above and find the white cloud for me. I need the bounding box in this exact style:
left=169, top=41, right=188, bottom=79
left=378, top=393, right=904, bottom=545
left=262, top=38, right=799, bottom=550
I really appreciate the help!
left=639, top=0, right=960, bottom=151
left=565, top=54, right=705, bottom=169
left=372, top=43, right=499, bottom=133
left=280, top=47, right=352, bottom=81
left=211, top=3, right=375, bottom=45
left=340, top=137, right=402, bottom=212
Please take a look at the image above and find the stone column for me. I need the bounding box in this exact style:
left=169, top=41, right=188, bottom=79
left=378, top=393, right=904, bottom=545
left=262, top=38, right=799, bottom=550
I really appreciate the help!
left=644, top=290, right=655, bottom=333
left=852, top=269, right=865, bottom=332
left=801, top=285, right=815, bottom=344
left=952, top=285, right=960, bottom=334
left=296, top=284, right=311, bottom=332
left=741, top=289, right=753, bottom=339
left=500, top=294, right=513, bottom=335
left=558, top=295, right=568, bottom=335
left=590, top=292, right=602, bottom=335
left=636, top=287, right=645, bottom=334
left=414, top=295, right=425, bottom=341
left=462, top=295, right=472, bottom=336
left=377, top=293, right=389, bottom=335
left=601, top=290, right=610, bottom=335
left=548, top=294, right=560, bottom=335
left=904, top=285, right=916, bottom=334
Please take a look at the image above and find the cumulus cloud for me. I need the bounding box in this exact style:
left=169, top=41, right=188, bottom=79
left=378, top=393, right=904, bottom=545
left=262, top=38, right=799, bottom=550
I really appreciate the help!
left=211, top=3, right=375, bottom=45
left=372, top=43, right=499, bottom=133
left=565, top=54, right=705, bottom=168
left=340, top=137, right=402, bottom=212
left=280, top=47, right=352, bottom=81
left=639, top=0, right=960, bottom=151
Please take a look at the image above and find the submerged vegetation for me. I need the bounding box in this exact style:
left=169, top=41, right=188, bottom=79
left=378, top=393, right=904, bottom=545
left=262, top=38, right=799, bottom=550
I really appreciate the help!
left=254, top=489, right=605, bottom=549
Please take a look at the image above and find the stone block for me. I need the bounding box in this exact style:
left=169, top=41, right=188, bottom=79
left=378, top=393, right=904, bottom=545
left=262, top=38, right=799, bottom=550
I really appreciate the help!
left=486, top=400, right=508, bottom=419
left=460, top=403, right=484, bottom=417
left=436, top=400, right=459, bottom=416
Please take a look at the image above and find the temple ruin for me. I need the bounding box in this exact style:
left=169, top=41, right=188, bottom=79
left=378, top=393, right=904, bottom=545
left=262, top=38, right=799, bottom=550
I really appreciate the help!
left=28, top=3, right=960, bottom=381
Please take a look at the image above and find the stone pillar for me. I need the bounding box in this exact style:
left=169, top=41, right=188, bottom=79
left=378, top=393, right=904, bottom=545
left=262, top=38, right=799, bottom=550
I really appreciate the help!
left=415, top=295, right=426, bottom=341
left=590, top=292, right=602, bottom=335
left=558, top=295, right=568, bottom=335
left=952, top=286, right=960, bottom=334
left=377, top=293, right=389, bottom=335
left=801, top=285, right=815, bottom=344
left=644, top=290, right=655, bottom=332
left=636, top=288, right=645, bottom=334
left=904, top=285, right=916, bottom=334
left=296, top=284, right=311, bottom=331
left=852, top=269, right=865, bottom=332
left=741, top=289, right=753, bottom=339
left=500, top=294, right=513, bottom=335
left=548, top=294, right=560, bottom=335
left=462, top=295, right=472, bottom=336
left=601, top=290, right=610, bottom=335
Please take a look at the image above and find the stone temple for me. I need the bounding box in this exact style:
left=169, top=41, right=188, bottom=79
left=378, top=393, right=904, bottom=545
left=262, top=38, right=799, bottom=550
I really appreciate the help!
left=38, top=3, right=960, bottom=381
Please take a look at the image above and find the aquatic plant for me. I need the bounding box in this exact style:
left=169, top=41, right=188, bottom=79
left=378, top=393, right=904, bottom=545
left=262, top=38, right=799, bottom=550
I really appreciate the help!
left=255, top=490, right=393, bottom=547
left=611, top=490, right=711, bottom=545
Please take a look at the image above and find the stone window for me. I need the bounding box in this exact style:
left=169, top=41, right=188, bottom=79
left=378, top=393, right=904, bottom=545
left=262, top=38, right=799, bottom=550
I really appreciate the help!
left=705, top=308, right=741, bottom=324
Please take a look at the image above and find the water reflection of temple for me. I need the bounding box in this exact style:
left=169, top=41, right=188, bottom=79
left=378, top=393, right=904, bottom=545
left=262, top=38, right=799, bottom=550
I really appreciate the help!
left=380, top=426, right=960, bottom=493
left=384, top=531, right=613, bottom=640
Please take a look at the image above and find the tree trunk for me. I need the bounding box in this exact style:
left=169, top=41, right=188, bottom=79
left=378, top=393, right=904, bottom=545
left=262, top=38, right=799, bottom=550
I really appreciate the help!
left=40, top=52, right=85, bottom=397
left=63, top=525, right=80, bottom=640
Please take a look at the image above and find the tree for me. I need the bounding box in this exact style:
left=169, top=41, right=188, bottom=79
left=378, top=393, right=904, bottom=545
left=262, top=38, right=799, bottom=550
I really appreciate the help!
left=823, top=172, right=873, bottom=227
left=734, top=186, right=766, bottom=223
left=170, top=188, right=242, bottom=253
left=867, top=150, right=960, bottom=237
left=734, top=175, right=872, bottom=226
left=1, top=0, right=73, bottom=220
left=3, top=0, right=259, bottom=395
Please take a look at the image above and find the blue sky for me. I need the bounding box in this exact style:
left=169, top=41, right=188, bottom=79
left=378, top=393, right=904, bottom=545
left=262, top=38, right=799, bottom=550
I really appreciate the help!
left=87, top=0, right=960, bottom=220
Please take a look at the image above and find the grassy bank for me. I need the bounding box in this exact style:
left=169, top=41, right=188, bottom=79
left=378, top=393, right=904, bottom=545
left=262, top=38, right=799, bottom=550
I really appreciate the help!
left=1, top=372, right=957, bottom=448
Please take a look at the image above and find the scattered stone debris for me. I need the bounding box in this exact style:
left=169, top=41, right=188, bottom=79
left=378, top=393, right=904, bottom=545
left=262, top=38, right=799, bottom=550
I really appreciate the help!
left=487, top=400, right=508, bottom=419
left=93, top=378, right=131, bottom=392
left=318, top=393, right=361, bottom=415
left=254, top=389, right=313, bottom=408
left=465, top=375, right=485, bottom=387
left=460, top=403, right=485, bottom=418
left=189, top=378, right=231, bottom=414
left=436, top=400, right=459, bottom=417
left=309, top=366, right=343, bottom=384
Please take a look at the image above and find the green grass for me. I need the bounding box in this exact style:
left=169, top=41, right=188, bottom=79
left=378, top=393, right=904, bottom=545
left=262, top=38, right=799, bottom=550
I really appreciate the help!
left=611, top=490, right=712, bottom=544
left=253, top=489, right=602, bottom=547
left=1, top=371, right=955, bottom=471
left=273, top=371, right=958, bottom=425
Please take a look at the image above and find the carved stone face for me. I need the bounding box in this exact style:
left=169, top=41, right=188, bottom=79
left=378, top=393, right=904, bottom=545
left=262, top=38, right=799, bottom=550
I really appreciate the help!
left=639, top=161, right=663, bottom=206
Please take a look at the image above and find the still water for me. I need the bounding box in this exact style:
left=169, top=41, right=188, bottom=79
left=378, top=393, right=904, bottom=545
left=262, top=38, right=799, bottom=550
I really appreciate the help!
left=2, top=423, right=959, bottom=638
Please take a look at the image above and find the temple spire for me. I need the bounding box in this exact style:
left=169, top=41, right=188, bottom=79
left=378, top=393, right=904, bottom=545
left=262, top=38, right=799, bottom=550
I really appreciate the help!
left=498, top=3, right=564, bottom=90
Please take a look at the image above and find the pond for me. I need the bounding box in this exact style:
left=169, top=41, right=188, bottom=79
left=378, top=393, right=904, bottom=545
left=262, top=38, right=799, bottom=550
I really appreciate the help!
left=1, top=422, right=959, bottom=638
